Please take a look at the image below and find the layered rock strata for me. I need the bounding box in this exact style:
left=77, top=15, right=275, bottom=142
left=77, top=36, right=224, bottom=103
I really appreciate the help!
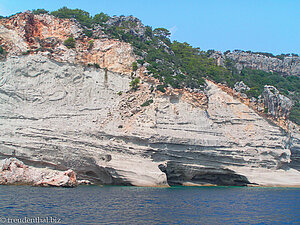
left=0, top=54, right=299, bottom=187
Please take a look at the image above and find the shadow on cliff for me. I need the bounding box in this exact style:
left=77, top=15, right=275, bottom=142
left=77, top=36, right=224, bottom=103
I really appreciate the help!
left=159, top=161, right=252, bottom=186
left=0, top=152, right=131, bottom=186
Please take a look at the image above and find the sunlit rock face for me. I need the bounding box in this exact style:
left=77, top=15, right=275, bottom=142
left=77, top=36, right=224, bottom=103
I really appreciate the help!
left=0, top=12, right=299, bottom=187
left=262, top=85, right=293, bottom=119
left=0, top=54, right=299, bottom=187
left=0, top=12, right=136, bottom=75
left=210, top=51, right=300, bottom=77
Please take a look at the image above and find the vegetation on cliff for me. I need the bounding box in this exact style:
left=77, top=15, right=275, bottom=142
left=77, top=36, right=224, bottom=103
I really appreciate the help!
left=129, top=77, right=140, bottom=91
left=51, top=7, right=92, bottom=28
left=0, top=46, right=8, bottom=58
left=236, top=68, right=300, bottom=124
left=14, top=7, right=300, bottom=124
left=32, top=9, right=49, bottom=15
left=225, top=49, right=299, bottom=61
left=63, top=37, right=76, bottom=49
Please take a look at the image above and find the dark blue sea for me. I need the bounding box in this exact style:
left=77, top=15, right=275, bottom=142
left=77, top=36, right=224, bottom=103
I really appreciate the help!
left=0, top=186, right=299, bottom=224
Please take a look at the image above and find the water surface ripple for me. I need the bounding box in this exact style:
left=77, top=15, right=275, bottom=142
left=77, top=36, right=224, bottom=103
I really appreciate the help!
left=0, top=186, right=299, bottom=224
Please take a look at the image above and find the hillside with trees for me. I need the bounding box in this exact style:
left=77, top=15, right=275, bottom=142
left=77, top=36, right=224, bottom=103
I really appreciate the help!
left=5, top=7, right=300, bottom=124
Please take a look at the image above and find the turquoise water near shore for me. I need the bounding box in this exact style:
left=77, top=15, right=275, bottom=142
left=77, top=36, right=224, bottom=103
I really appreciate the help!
left=0, top=186, right=299, bottom=224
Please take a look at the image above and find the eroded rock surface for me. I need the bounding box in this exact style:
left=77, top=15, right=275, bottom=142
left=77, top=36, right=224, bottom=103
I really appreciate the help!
left=262, top=85, right=293, bottom=119
left=0, top=158, right=77, bottom=187
left=211, top=51, right=300, bottom=76
left=234, top=81, right=250, bottom=93
left=0, top=55, right=299, bottom=187
left=0, top=12, right=299, bottom=187
left=0, top=12, right=136, bottom=75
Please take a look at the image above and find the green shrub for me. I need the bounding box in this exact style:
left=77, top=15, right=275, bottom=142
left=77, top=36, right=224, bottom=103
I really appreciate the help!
left=93, top=63, right=100, bottom=68
left=84, top=29, right=93, bottom=38
left=22, top=50, right=30, bottom=55
left=153, top=28, right=171, bottom=38
left=93, top=12, right=110, bottom=25
left=156, top=85, right=166, bottom=93
left=137, top=59, right=144, bottom=65
left=0, top=46, right=3, bottom=54
left=246, top=87, right=261, bottom=98
left=88, top=40, right=94, bottom=50
left=130, top=77, right=140, bottom=91
left=117, top=91, right=123, bottom=96
left=132, top=62, right=138, bottom=71
left=87, top=63, right=100, bottom=68
left=145, top=26, right=153, bottom=37
left=141, top=99, right=153, bottom=107
left=289, top=104, right=300, bottom=125
left=63, top=37, right=76, bottom=49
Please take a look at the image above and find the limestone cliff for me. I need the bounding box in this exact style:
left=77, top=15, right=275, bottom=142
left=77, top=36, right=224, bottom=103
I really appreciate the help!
left=211, top=50, right=300, bottom=76
left=0, top=12, right=135, bottom=75
left=0, top=12, right=300, bottom=187
left=0, top=54, right=299, bottom=186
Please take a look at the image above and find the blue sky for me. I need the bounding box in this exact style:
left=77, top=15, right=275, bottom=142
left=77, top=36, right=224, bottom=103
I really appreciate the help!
left=0, top=0, right=299, bottom=55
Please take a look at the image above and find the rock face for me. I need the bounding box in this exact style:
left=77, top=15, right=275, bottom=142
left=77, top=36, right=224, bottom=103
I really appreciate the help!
left=0, top=158, right=77, bottom=187
left=0, top=12, right=300, bottom=187
left=0, top=12, right=136, bottom=75
left=234, top=81, right=250, bottom=93
left=211, top=51, right=300, bottom=76
left=262, top=85, right=293, bottom=119
left=106, top=15, right=147, bottom=39
left=0, top=54, right=300, bottom=187
left=233, top=81, right=250, bottom=98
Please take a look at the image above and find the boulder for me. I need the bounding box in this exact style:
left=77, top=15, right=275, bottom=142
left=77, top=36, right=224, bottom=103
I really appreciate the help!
left=234, top=81, right=250, bottom=93
left=262, top=85, right=293, bottom=119
left=0, top=158, right=78, bottom=187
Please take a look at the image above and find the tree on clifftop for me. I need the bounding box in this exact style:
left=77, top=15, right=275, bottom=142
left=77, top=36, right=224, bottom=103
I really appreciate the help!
left=32, top=9, right=49, bottom=15
left=51, top=7, right=92, bottom=28
left=93, top=12, right=110, bottom=25
left=153, top=28, right=171, bottom=38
